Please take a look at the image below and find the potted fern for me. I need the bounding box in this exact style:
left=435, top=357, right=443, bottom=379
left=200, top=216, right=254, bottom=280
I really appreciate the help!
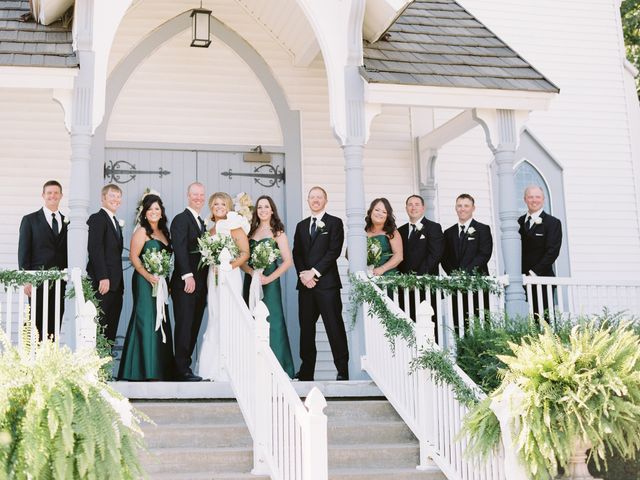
left=462, top=321, right=640, bottom=479
left=0, top=314, right=147, bottom=479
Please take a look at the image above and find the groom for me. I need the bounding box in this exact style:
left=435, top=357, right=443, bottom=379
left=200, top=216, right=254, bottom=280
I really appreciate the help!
left=292, top=186, right=349, bottom=381
left=171, top=182, right=208, bottom=381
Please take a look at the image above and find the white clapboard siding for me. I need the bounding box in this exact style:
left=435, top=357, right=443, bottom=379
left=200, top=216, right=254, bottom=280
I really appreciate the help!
left=0, top=89, right=71, bottom=269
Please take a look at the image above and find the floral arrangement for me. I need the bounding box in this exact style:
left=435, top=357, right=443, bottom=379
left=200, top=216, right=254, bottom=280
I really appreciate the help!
left=142, top=248, right=172, bottom=296
left=233, top=192, right=254, bottom=222
left=367, top=237, right=383, bottom=267
left=249, top=239, right=281, bottom=270
left=134, top=187, right=160, bottom=225
left=198, top=233, right=240, bottom=269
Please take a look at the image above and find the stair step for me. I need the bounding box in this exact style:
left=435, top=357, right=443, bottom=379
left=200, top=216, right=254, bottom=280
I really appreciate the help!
left=324, top=399, right=401, bottom=422
left=328, top=420, right=415, bottom=444
left=328, top=443, right=419, bottom=469
left=143, top=423, right=252, bottom=448
left=148, top=472, right=269, bottom=480
left=140, top=447, right=253, bottom=474
left=135, top=401, right=244, bottom=424
left=329, top=467, right=446, bottom=479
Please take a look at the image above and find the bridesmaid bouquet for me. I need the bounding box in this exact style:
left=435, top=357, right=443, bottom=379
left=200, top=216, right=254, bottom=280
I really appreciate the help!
left=142, top=248, right=172, bottom=297
left=249, top=239, right=281, bottom=270
left=367, top=237, right=382, bottom=270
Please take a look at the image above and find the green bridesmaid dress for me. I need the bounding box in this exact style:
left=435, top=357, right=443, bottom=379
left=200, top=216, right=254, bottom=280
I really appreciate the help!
left=243, top=238, right=295, bottom=378
left=371, top=234, right=398, bottom=276
left=118, top=238, right=175, bottom=381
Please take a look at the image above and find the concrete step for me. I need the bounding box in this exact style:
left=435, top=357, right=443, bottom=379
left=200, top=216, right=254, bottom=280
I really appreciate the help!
left=328, top=443, right=420, bottom=469
left=329, top=467, right=446, bottom=479
left=144, top=423, right=251, bottom=449
left=324, top=399, right=401, bottom=422
left=149, top=472, right=269, bottom=479
left=328, top=420, right=415, bottom=444
left=135, top=401, right=244, bottom=425
left=140, top=447, right=253, bottom=475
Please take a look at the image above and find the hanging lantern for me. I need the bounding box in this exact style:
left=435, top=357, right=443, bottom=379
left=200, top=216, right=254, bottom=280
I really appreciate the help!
left=191, top=6, right=212, bottom=48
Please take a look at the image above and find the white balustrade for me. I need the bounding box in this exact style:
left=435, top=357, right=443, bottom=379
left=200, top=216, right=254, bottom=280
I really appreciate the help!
left=360, top=274, right=506, bottom=480
left=523, top=276, right=640, bottom=320
left=217, top=249, right=328, bottom=480
left=0, top=268, right=97, bottom=354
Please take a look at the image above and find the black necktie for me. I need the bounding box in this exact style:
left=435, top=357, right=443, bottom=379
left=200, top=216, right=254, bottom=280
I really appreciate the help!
left=409, top=224, right=416, bottom=240
left=113, top=216, right=121, bottom=238
left=459, top=225, right=465, bottom=249
left=310, top=217, right=317, bottom=238
left=51, top=213, right=59, bottom=237
left=198, top=216, right=206, bottom=234
left=525, top=216, right=532, bottom=231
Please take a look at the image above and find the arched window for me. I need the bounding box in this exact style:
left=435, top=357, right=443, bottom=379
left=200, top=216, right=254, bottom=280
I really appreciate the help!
left=514, top=160, right=551, bottom=214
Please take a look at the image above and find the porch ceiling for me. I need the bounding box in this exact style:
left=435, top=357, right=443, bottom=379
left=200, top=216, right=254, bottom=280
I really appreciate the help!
left=361, top=0, right=559, bottom=94
left=0, top=0, right=77, bottom=67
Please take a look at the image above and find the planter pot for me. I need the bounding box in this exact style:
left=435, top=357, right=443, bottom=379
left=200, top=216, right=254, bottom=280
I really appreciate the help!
left=564, top=440, right=602, bottom=480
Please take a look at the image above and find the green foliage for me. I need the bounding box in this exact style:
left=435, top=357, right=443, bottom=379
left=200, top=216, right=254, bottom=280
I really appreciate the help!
left=459, top=397, right=501, bottom=459
left=0, top=269, right=66, bottom=290
left=370, top=271, right=503, bottom=296
left=463, top=319, right=640, bottom=479
left=622, top=0, right=640, bottom=95
left=0, top=329, right=147, bottom=479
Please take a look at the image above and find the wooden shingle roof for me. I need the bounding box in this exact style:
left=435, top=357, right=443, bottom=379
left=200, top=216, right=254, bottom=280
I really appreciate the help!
left=0, top=0, right=77, bottom=68
left=362, top=0, right=558, bottom=93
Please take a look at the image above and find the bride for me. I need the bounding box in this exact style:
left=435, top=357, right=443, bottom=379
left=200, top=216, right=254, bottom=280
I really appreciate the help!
left=196, top=192, right=250, bottom=381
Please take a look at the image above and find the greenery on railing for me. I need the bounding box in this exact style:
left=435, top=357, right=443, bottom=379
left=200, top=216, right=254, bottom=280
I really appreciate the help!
left=349, top=271, right=501, bottom=405
left=0, top=269, right=67, bottom=290
left=0, top=318, right=146, bottom=479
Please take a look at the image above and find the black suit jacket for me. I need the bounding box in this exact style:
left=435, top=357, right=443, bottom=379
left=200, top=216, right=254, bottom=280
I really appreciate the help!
left=518, top=211, right=562, bottom=276
left=292, top=213, right=344, bottom=290
left=86, top=209, right=124, bottom=292
left=18, top=208, right=68, bottom=271
left=398, top=217, right=444, bottom=275
left=170, top=209, right=206, bottom=288
left=442, top=219, right=492, bottom=275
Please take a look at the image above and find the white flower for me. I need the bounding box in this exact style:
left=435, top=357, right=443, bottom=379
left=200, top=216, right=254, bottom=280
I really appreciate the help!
left=467, top=226, right=476, bottom=235
left=63, top=217, right=70, bottom=225
left=316, top=219, right=325, bottom=230
left=118, top=219, right=125, bottom=228
left=414, top=222, right=423, bottom=231
left=534, top=217, right=543, bottom=225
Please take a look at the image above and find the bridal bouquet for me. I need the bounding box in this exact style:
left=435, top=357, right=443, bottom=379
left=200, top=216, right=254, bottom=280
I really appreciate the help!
left=142, top=248, right=172, bottom=297
left=198, top=233, right=240, bottom=268
left=249, top=238, right=281, bottom=270
left=367, top=237, right=382, bottom=269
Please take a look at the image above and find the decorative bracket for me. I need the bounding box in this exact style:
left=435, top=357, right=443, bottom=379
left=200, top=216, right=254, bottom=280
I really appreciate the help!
left=103, top=160, right=171, bottom=184
left=221, top=164, right=285, bottom=188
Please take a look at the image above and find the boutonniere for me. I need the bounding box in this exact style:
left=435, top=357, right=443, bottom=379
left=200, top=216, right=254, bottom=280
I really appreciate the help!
left=466, top=226, right=475, bottom=235
left=63, top=217, right=70, bottom=225
left=316, top=219, right=325, bottom=230
left=419, top=234, right=425, bottom=240
left=415, top=222, right=423, bottom=232
left=118, top=219, right=125, bottom=228
left=533, top=217, right=543, bottom=225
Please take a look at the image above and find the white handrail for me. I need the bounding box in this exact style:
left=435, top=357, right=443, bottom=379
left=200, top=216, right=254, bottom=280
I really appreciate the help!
left=217, top=249, right=328, bottom=480
left=360, top=274, right=506, bottom=480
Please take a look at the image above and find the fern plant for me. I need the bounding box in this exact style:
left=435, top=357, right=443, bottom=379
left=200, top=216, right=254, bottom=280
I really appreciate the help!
left=462, top=320, right=640, bottom=479
left=0, top=318, right=147, bottom=479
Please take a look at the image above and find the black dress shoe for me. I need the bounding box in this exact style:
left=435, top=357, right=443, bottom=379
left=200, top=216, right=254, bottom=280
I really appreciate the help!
left=176, top=372, right=202, bottom=382
left=336, top=374, right=349, bottom=381
left=294, top=372, right=314, bottom=382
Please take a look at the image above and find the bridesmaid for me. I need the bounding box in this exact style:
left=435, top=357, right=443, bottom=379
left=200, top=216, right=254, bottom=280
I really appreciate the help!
left=242, top=195, right=295, bottom=378
left=118, top=194, right=175, bottom=381
left=365, top=197, right=403, bottom=276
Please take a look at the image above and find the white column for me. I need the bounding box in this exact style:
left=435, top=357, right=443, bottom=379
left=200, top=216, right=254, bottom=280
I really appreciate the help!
left=343, top=143, right=367, bottom=272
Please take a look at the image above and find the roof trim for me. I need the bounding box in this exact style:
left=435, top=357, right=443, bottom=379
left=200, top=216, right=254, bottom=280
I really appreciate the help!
left=364, top=81, right=556, bottom=110
left=0, top=65, right=77, bottom=89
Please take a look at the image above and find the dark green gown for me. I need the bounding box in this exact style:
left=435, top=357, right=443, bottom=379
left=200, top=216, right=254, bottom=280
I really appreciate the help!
left=118, top=239, right=175, bottom=381
left=371, top=234, right=398, bottom=276
left=243, top=238, right=295, bottom=378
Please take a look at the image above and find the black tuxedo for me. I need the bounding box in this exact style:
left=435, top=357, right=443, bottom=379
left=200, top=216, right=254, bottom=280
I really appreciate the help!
left=398, top=217, right=444, bottom=325
left=442, top=219, right=493, bottom=327
left=518, top=211, right=562, bottom=277
left=292, top=213, right=349, bottom=380
left=86, top=209, right=124, bottom=343
left=442, top=219, right=492, bottom=275
left=170, top=209, right=208, bottom=376
left=18, top=208, right=68, bottom=339
left=518, top=211, right=562, bottom=317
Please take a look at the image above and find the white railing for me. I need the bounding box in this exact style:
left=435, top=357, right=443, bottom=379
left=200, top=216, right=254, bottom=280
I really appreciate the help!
left=360, top=274, right=506, bottom=480
left=0, top=268, right=97, bottom=353
left=218, top=250, right=328, bottom=480
left=386, top=276, right=507, bottom=348
left=523, top=276, right=640, bottom=321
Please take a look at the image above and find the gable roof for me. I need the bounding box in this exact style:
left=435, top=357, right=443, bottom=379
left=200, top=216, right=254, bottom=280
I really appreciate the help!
left=361, top=0, right=558, bottom=93
left=0, top=0, right=78, bottom=68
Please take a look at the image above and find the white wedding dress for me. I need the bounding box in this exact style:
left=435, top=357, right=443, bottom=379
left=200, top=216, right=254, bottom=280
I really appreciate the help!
left=196, top=212, right=249, bottom=381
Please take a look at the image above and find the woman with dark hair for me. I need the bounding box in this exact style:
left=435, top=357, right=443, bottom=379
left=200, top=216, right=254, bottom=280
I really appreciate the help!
left=365, top=197, right=403, bottom=276
left=241, top=195, right=295, bottom=377
left=118, top=194, right=175, bottom=381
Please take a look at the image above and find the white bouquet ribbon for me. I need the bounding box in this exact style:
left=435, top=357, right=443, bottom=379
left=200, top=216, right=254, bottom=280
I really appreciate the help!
left=248, top=268, right=264, bottom=312
left=154, top=276, right=169, bottom=343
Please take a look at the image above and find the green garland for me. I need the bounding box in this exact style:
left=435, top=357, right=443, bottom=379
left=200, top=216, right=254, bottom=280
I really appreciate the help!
left=371, top=271, right=503, bottom=296
left=0, top=269, right=67, bottom=290
left=350, top=273, right=481, bottom=405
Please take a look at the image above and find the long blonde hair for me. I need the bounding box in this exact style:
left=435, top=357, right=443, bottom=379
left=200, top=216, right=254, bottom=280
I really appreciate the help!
left=208, top=192, right=233, bottom=221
